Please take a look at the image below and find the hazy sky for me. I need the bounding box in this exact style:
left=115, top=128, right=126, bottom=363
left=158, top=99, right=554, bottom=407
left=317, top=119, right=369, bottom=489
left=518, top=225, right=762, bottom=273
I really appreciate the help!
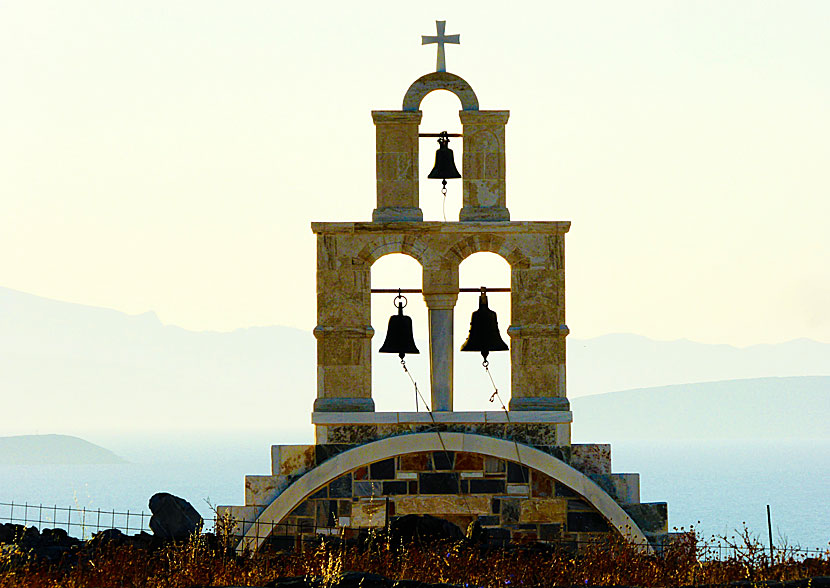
left=2, top=1, right=829, bottom=346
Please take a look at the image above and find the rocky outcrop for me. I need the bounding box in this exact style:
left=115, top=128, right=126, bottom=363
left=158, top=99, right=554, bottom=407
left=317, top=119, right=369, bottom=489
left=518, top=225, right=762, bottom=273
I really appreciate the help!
left=148, top=492, right=203, bottom=540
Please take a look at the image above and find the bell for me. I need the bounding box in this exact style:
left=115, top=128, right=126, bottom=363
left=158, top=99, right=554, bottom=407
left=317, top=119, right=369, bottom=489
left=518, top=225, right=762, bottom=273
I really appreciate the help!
left=427, top=133, right=461, bottom=181
left=460, top=288, right=509, bottom=361
left=379, top=295, right=420, bottom=360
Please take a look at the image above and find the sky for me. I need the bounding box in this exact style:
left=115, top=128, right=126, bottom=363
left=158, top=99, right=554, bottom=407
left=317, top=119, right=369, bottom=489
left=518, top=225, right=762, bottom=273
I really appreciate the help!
left=2, top=1, right=829, bottom=347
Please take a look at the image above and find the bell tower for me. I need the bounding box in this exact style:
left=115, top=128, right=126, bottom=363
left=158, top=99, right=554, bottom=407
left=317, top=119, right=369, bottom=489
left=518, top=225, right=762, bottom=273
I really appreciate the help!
left=219, top=23, right=669, bottom=552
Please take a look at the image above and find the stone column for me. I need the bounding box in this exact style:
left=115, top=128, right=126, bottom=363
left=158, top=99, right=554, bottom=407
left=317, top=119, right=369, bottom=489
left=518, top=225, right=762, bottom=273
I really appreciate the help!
left=423, top=266, right=459, bottom=412
left=459, top=111, right=510, bottom=222
left=313, top=233, right=374, bottom=412
left=371, top=111, right=424, bottom=222
left=508, top=235, right=569, bottom=411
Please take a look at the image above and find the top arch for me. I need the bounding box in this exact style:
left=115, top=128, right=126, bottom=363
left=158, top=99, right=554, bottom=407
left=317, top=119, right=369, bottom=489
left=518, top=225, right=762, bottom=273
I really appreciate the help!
left=403, top=72, right=479, bottom=112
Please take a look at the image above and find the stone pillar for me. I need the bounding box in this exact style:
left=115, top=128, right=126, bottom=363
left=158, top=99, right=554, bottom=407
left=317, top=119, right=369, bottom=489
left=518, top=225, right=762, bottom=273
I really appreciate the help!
left=423, top=266, right=459, bottom=412
left=459, top=111, right=510, bottom=222
left=371, top=111, right=424, bottom=222
left=313, top=234, right=374, bottom=412
left=508, top=235, right=569, bottom=411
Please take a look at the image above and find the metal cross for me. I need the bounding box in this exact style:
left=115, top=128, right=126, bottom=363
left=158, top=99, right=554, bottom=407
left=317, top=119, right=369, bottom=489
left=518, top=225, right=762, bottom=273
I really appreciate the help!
left=421, top=21, right=460, bottom=73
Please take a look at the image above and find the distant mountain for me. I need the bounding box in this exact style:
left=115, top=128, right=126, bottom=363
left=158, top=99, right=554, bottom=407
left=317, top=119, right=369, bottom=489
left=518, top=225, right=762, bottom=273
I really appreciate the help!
left=0, top=434, right=126, bottom=464
left=1, top=286, right=829, bottom=435
left=571, top=376, right=830, bottom=442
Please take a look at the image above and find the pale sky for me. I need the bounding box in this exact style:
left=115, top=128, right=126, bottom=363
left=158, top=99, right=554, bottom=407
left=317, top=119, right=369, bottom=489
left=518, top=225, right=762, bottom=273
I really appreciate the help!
left=2, top=1, right=829, bottom=347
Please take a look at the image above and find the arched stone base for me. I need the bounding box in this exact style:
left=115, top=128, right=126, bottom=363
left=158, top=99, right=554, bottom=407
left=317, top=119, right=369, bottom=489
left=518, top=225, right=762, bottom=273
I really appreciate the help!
left=231, top=433, right=652, bottom=553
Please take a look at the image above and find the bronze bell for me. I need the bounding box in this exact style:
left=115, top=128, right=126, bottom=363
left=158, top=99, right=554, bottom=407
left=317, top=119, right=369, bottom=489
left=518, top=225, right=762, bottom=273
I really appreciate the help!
left=379, top=293, right=420, bottom=359
left=460, top=287, right=508, bottom=361
left=427, top=132, right=461, bottom=181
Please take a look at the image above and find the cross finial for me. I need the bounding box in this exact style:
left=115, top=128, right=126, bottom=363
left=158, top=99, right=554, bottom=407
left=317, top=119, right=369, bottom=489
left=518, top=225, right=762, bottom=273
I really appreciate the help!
left=421, top=20, right=460, bottom=73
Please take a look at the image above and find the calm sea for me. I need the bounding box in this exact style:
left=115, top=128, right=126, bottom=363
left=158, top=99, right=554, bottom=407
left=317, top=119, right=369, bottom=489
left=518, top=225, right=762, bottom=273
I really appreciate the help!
left=1, top=437, right=827, bottom=550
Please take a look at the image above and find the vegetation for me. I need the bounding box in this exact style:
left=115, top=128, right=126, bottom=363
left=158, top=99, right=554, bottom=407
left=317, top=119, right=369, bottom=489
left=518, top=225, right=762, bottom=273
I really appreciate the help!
left=1, top=527, right=828, bottom=588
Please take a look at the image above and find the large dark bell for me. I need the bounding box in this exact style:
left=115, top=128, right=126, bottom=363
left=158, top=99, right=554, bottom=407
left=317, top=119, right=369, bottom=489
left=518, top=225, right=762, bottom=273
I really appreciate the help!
left=460, top=290, right=508, bottom=360
left=379, top=304, right=420, bottom=360
left=427, top=136, right=461, bottom=180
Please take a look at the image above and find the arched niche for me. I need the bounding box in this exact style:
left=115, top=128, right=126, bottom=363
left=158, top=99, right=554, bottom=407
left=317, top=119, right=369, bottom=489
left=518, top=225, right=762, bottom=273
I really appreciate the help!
left=454, top=252, right=512, bottom=411
left=370, top=252, right=428, bottom=412
left=403, top=72, right=479, bottom=112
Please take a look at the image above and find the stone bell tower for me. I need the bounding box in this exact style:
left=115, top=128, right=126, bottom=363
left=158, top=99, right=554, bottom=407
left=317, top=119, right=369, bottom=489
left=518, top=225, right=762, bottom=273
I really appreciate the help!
left=219, top=22, right=668, bottom=552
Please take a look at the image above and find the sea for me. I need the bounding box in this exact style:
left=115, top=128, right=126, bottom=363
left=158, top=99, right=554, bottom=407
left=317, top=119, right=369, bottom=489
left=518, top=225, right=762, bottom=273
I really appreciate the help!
left=1, top=435, right=828, bottom=551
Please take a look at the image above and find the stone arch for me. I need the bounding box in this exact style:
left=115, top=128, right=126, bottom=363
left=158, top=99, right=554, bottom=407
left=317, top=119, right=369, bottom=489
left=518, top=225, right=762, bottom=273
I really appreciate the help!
left=236, top=432, right=651, bottom=553
left=356, top=235, right=431, bottom=266
left=403, top=72, right=479, bottom=112
left=443, top=235, right=530, bottom=269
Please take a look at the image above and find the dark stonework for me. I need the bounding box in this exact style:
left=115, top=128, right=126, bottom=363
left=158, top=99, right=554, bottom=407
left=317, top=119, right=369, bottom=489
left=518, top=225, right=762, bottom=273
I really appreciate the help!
left=432, top=451, right=455, bottom=470
left=309, top=487, right=328, bottom=500
left=539, top=523, right=562, bottom=541
left=531, top=472, right=554, bottom=497
left=354, top=482, right=383, bottom=497
left=329, top=473, right=353, bottom=498
left=419, top=473, right=460, bottom=494
left=535, top=445, right=570, bottom=462
left=507, top=462, right=529, bottom=483
left=315, top=444, right=353, bottom=465
left=477, top=515, right=500, bottom=526
left=370, top=458, right=396, bottom=480
left=623, top=503, right=668, bottom=534
left=491, top=497, right=500, bottom=514
left=589, top=474, right=621, bottom=502
left=316, top=500, right=338, bottom=527
left=382, top=481, right=409, bottom=495
left=500, top=498, right=520, bottom=523
left=290, top=501, right=311, bottom=516
left=327, top=425, right=378, bottom=444
left=468, top=479, right=506, bottom=494
left=567, top=511, right=609, bottom=532
left=354, top=466, right=368, bottom=480
left=555, top=482, right=578, bottom=498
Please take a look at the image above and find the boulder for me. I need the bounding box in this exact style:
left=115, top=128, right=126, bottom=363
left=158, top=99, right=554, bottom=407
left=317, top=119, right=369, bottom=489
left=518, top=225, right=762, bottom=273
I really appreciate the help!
left=388, top=514, right=464, bottom=545
left=148, top=492, right=202, bottom=541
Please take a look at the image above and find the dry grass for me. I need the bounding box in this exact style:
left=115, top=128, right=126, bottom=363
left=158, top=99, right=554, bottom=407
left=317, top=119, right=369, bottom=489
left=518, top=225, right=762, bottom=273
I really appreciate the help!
left=1, top=530, right=828, bottom=588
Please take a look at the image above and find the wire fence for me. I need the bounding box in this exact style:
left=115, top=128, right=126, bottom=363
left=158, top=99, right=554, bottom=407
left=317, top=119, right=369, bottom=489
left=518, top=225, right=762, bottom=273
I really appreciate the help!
left=1, top=501, right=827, bottom=561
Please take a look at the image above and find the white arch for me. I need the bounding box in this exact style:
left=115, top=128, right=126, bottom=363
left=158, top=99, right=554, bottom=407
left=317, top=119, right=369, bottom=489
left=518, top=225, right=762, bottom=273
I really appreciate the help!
left=237, top=433, right=651, bottom=553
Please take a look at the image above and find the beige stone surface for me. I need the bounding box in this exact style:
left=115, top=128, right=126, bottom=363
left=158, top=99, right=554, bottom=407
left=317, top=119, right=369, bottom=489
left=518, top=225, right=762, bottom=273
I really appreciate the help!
left=395, top=495, right=490, bottom=516
left=273, top=445, right=316, bottom=477
left=245, top=475, right=290, bottom=507
left=351, top=500, right=387, bottom=527
left=571, top=444, right=612, bottom=475
left=519, top=498, right=568, bottom=524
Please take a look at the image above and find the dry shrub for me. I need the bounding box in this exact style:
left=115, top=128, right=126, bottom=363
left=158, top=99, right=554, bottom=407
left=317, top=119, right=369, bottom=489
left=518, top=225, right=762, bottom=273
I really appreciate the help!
left=1, top=529, right=828, bottom=588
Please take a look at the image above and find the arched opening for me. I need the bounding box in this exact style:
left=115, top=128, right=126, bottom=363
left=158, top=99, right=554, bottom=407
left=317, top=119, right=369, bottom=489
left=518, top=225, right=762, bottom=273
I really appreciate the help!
left=370, top=253, right=429, bottom=412
left=454, top=252, right=512, bottom=411
left=418, top=90, right=464, bottom=222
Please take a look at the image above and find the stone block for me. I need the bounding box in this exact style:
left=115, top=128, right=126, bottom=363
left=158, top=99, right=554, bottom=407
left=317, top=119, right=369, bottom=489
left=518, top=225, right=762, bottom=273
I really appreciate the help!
left=215, top=505, right=262, bottom=536
left=432, top=451, right=455, bottom=470
left=500, top=498, right=520, bottom=523
left=519, top=498, right=567, bottom=524
left=484, top=456, right=505, bottom=474
left=245, top=475, right=290, bottom=507
left=419, top=472, right=460, bottom=494
left=315, top=500, right=338, bottom=527
left=354, top=482, right=383, bottom=497
left=570, top=444, right=611, bottom=475
left=315, top=444, right=353, bottom=465
left=507, top=462, right=529, bottom=483
left=329, top=473, right=353, bottom=498
left=477, top=515, right=500, bottom=526
left=531, top=472, right=554, bottom=498
left=589, top=473, right=640, bottom=504
left=382, top=481, right=409, bottom=495
left=623, top=503, right=668, bottom=534
left=567, top=511, right=609, bottom=533
left=399, top=453, right=431, bottom=471
left=326, top=425, right=378, bottom=444
left=396, top=471, right=418, bottom=480
left=272, top=445, right=315, bottom=477
left=369, top=458, right=396, bottom=480
left=395, top=495, right=490, bottom=516
left=468, top=479, right=505, bottom=494
left=351, top=501, right=387, bottom=528
left=507, top=484, right=529, bottom=496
